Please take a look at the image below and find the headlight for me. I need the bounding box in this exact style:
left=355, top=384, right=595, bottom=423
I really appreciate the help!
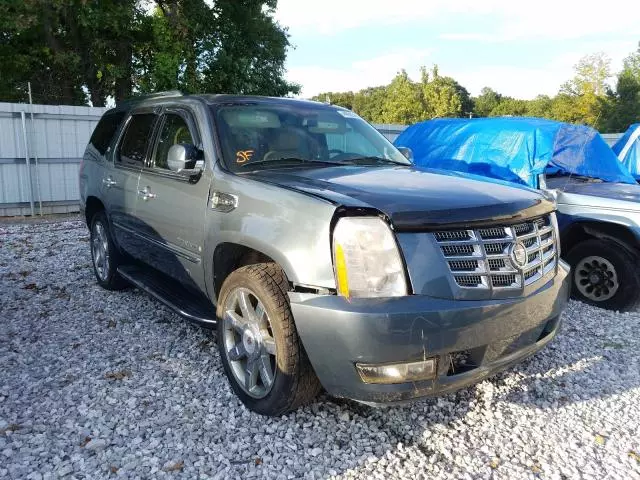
left=332, top=216, right=407, bottom=298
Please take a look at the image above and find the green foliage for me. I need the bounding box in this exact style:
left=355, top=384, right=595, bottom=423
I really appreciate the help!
left=474, top=88, right=503, bottom=117
left=469, top=52, right=630, bottom=132
left=315, top=48, right=640, bottom=133
left=381, top=70, right=425, bottom=124
left=314, top=65, right=472, bottom=124
left=352, top=86, right=387, bottom=122
left=311, top=91, right=355, bottom=110
left=561, top=52, right=611, bottom=96
left=420, top=66, right=472, bottom=118
left=0, top=0, right=297, bottom=106
left=606, top=42, right=640, bottom=132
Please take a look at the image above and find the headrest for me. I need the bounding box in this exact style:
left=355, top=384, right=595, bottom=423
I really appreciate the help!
left=271, top=129, right=304, bottom=150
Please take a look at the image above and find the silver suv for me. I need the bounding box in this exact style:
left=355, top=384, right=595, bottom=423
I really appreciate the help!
left=79, top=92, right=570, bottom=415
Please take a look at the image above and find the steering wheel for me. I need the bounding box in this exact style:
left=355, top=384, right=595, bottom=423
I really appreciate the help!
left=328, top=149, right=344, bottom=158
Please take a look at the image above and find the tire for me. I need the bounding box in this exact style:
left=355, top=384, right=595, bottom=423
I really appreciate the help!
left=216, top=263, right=321, bottom=416
left=89, top=211, right=128, bottom=291
left=565, top=239, right=640, bottom=311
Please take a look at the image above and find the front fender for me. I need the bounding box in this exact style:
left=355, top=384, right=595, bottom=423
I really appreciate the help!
left=203, top=171, right=338, bottom=304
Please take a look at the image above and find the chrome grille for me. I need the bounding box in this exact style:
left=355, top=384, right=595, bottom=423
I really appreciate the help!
left=441, top=244, right=475, bottom=257
left=485, top=242, right=510, bottom=255
left=433, top=214, right=558, bottom=291
left=478, top=227, right=508, bottom=239
left=449, top=260, right=480, bottom=271
left=434, top=230, right=472, bottom=242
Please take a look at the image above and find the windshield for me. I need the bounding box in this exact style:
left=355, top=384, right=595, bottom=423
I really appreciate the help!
left=212, top=102, right=410, bottom=172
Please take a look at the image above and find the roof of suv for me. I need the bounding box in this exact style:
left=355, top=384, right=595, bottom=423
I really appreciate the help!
left=116, top=91, right=341, bottom=111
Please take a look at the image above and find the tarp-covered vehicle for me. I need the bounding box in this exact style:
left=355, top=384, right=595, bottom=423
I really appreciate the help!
left=395, top=117, right=640, bottom=311
left=613, top=123, right=640, bottom=181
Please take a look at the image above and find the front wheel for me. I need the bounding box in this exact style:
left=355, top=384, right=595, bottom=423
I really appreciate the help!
left=216, top=263, right=321, bottom=416
left=566, top=239, right=640, bottom=311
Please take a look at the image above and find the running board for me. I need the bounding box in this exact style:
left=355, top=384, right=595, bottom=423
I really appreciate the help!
left=117, top=265, right=217, bottom=327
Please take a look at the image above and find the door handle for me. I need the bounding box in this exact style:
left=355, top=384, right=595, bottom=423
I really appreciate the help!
left=102, top=177, right=117, bottom=188
left=138, top=186, right=156, bottom=200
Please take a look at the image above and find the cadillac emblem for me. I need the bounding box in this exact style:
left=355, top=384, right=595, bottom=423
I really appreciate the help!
left=510, top=242, right=528, bottom=269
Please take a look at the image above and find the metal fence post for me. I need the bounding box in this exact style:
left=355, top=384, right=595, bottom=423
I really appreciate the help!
left=28, top=82, right=43, bottom=215
left=20, top=111, right=35, bottom=217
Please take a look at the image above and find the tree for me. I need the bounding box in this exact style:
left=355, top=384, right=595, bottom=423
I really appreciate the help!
left=607, top=42, right=640, bottom=131
left=490, top=97, right=528, bottom=117
left=526, top=95, right=553, bottom=118
left=473, top=87, right=503, bottom=117
left=139, top=0, right=298, bottom=96
left=420, top=66, right=471, bottom=118
left=352, top=86, right=387, bottom=122
left=381, top=70, right=425, bottom=124
left=0, top=0, right=298, bottom=105
left=555, top=53, right=613, bottom=129
left=311, top=91, right=355, bottom=110
left=561, top=52, right=612, bottom=97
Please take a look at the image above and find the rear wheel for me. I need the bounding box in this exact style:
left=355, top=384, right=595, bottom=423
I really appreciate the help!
left=90, top=211, right=128, bottom=290
left=566, top=239, right=640, bottom=311
left=216, top=263, right=321, bottom=416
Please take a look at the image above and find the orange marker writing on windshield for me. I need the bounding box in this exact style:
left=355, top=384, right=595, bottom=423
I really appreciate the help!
left=236, top=150, right=254, bottom=163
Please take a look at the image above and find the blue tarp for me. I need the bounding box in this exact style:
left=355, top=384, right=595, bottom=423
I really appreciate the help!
left=394, top=117, right=636, bottom=189
left=612, top=123, right=640, bottom=180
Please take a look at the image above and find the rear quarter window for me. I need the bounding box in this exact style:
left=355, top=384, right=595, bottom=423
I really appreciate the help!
left=89, top=111, right=126, bottom=155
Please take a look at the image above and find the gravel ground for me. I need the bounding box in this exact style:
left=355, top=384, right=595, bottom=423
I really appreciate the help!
left=1, top=217, right=639, bottom=480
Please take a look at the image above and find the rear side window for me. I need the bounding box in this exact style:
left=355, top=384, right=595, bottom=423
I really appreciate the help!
left=89, top=111, right=125, bottom=155
left=117, top=113, right=156, bottom=167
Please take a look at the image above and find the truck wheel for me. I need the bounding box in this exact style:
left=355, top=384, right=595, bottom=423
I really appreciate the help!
left=216, top=263, right=321, bottom=416
left=90, top=211, right=128, bottom=291
left=566, top=239, right=640, bottom=311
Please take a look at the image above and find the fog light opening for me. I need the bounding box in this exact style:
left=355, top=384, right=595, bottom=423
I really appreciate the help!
left=355, top=358, right=437, bottom=384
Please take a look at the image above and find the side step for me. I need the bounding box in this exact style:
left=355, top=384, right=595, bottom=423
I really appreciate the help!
left=117, top=265, right=217, bottom=327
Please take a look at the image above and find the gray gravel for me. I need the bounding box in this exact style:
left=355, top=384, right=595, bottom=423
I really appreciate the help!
left=1, top=217, right=639, bottom=480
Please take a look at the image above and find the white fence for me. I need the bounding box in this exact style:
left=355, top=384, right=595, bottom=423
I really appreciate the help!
left=0, top=103, right=106, bottom=216
left=0, top=102, right=625, bottom=217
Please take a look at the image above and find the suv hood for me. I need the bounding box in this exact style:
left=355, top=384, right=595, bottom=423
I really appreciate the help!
left=244, top=166, right=553, bottom=231
left=552, top=180, right=640, bottom=212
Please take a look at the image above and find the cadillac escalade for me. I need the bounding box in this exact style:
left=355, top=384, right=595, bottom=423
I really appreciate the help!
left=79, top=92, right=570, bottom=415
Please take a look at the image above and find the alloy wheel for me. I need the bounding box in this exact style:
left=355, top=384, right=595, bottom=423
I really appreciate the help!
left=222, top=287, right=277, bottom=398
left=91, top=221, right=110, bottom=282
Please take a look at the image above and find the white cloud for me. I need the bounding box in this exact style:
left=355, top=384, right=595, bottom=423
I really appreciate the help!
left=445, top=39, right=638, bottom=99
left=274, top=0, right=494, bottom=35
left=276, top=0, right=640, bottom=39
left=277, top=0, right=640, bottom=99
left=288, top=49, right=432, bottom=97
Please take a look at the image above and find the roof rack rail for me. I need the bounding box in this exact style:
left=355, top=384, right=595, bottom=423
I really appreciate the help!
left=116, top=90, right=184, bottom=107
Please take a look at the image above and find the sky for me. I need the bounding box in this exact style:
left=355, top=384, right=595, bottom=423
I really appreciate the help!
left=274, top=0, right=640, bottom=99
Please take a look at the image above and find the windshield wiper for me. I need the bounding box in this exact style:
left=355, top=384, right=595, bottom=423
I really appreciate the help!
left=240, top=157, right=346, bottom=169
left=339, top=156, right=406, bottom=166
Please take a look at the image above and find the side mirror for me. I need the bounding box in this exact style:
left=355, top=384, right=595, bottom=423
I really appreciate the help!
left=397, top=146, right=414, bottom=162
left=167, top=144, right=202, bottom=173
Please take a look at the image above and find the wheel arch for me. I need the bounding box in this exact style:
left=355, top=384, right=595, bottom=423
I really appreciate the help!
left=212, top=242, right=288, bottom=300
left=561, top=220, right=640, bottom=255
left=84, top=196, right=106, bottom=227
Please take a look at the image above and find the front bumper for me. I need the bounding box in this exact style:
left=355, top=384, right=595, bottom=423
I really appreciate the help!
left=289, top=261, right=570, bottom=405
